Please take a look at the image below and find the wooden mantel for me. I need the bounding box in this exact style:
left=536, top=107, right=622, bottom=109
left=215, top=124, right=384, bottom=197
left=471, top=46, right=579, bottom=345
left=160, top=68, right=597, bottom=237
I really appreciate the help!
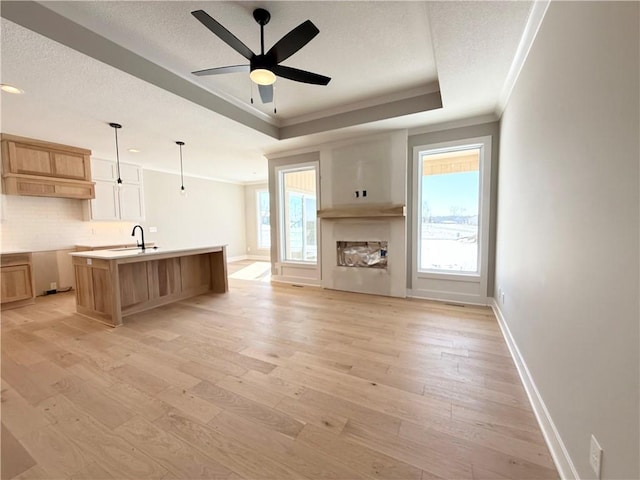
left=317, top=204, right=406, bottom=219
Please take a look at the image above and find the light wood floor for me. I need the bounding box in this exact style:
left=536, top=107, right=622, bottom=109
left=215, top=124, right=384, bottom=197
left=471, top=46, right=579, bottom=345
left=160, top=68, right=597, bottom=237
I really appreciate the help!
left=1, top=261, right=558, bottom=479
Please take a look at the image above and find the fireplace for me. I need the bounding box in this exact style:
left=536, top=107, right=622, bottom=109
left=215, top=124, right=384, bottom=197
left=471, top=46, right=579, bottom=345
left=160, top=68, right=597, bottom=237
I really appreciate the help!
left=336, top=241, right=388, bottom=268
left=320, top=216, right=406, bottom=298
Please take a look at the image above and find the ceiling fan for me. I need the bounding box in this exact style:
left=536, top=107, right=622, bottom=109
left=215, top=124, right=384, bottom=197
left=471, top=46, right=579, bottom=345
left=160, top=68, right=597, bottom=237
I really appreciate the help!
left=191, top=8, right=331, bottom=104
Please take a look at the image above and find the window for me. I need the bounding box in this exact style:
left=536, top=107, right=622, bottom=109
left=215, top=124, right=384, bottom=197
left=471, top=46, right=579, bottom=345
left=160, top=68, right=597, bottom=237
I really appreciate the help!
left=279, top=167, right=317, bottom=263
left=256, top=190, right=270, bottom=249
left=411, top=135, right=492, bottom=303
left=417, top=145, right=482, bottom=274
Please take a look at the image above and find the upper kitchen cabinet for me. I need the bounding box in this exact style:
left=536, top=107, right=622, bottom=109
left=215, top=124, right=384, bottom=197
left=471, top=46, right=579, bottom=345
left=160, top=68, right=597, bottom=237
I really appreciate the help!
left=1, top=134, right=95, bottom=199
left=87, top=158, right=145, bottom=221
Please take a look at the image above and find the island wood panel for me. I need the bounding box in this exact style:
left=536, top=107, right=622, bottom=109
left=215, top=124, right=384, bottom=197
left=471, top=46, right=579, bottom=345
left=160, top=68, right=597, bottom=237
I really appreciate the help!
left=180, top=254, right=211, bottom=291
left=210, top=246, right=228, bottom=293
left=119, top=262, right=150, bottom=308
left=72, top=247, right=228, bottom=327
left=73, top=257, right=116, bottom=326
left=147, top=258, right=182, bottom=299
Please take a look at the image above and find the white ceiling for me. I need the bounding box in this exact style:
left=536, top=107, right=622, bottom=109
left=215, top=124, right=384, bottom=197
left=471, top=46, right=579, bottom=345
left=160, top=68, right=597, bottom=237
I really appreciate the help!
left=0, top=1, right=534, bottom=183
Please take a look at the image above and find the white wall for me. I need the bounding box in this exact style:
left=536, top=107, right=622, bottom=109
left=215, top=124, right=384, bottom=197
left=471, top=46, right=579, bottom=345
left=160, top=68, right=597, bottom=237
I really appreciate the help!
left=244, top=183, right=270, bottom=260
left=0, top=194, right=135, bottom=251
left=142, top=170, right=246, bottom=258
left=495, top=2, right=639, bottom=479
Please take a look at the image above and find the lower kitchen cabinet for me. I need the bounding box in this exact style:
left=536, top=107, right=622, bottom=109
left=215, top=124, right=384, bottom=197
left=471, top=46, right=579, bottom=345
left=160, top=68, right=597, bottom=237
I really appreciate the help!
left=1, top=253, right=35, bottom=309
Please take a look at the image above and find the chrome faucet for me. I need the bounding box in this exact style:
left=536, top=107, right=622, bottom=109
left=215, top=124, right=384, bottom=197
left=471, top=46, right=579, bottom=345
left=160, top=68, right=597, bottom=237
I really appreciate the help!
left=131, top=224, right=145, bottom=251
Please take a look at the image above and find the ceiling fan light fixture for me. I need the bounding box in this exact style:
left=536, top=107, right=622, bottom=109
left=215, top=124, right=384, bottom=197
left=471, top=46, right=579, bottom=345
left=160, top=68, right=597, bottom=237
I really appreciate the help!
left=250, top=68, right=276, bottom=86
left=0, top=84, right=24, bottom=94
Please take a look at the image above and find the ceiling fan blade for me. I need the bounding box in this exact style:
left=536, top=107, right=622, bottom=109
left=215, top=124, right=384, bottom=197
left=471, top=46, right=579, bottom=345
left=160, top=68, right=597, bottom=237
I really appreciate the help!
left=258, top=84, right=274, bottom=103
left=273, top=65, right=331, bottom=85
left=192, top=10, right=255, bottom=60
left=266, top=20, right=319, bottom=63
left=192, top=65, right=250, bottom=76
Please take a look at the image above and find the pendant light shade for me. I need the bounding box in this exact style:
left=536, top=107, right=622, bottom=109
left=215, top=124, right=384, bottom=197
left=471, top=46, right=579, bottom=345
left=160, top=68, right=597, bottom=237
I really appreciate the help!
left=109, top=122, right=123, bottom=187
left=176, top=141, right=186, bottom=196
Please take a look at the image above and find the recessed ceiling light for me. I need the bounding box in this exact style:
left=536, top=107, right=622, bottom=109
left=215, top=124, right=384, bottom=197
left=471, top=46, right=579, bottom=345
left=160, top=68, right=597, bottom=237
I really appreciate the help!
left=128, top=148, right=140, bottom=153
left=0, top=84, right=24, bottom=94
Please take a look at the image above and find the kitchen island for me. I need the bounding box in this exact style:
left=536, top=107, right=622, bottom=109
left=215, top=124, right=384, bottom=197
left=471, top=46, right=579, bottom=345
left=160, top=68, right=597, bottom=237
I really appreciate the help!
left=70, top=245, right=227, bottom=327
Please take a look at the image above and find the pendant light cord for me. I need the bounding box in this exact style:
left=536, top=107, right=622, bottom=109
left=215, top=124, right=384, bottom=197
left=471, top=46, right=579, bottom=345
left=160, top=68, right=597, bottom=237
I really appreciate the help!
left=179, top=144, right=184, bottom=189
left=109, top=122, right=123, bottom=185
left=176, top=141, right=185, bottom=193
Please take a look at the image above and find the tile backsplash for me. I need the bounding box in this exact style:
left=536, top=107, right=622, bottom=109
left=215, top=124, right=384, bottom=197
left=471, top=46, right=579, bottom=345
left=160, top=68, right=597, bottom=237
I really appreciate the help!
left=0, top=194, right=135, bottom=252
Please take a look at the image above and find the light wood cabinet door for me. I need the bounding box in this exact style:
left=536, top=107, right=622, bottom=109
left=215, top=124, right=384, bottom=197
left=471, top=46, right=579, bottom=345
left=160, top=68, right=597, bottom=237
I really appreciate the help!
left=11, top=143, right=90, bottom=181
left=118, top=184, right=145, bottom=221
left=1, top=265, right=33, bottom=304
left=89, top=161, right=145, bottom=221
left=52, top=152, right=90, bottom=180
left=13, top=144, right=52, bottom=176
left=90, top=181, right=120, bottom=220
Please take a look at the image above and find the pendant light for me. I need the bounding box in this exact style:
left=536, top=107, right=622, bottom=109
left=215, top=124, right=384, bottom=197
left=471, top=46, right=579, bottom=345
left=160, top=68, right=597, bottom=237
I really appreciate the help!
left=176, top=141, right=186, bottom=196
left=109, top=122, right=123, bottom=187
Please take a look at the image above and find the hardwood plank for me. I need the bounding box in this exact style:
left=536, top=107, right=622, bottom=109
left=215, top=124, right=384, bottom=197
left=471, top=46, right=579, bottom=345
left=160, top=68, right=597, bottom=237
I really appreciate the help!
left=115, top=416, right=233, bottom=479
left=156, top=386, right=222, bottom=423
left=209, top=410, right=368, bottom=480
left=342, top=420, right=473, bottom=479
left=108, top=364, right=171, bottom=396
left=397, top=419, right=557, bottom=479
left=190, top=380, right=304, bottom=438
left=51, top=375, right=134, bottom=429
left=1, top=353, right=57, bottom=405
left=275, top=395, right=349, bottom=434
left=1, top=423, right=37, bottom=479
left=0, top=385, right=51, bottom=440
left=0, top=282, right=558, bottom=480
left=154, top=409, right=302, bottom=480
left=215, top=374, right=285, bottom=408
left=18, top=424, right=94, bottom=478
left=37, top=394, right=168, bottom=479
left=297, top=423, right=422, bottom=480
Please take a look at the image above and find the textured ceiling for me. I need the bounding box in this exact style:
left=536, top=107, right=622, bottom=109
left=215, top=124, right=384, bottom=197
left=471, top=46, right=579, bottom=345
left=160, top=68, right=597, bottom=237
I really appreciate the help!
left=0, top=1, right=535, bottom=183
left=40, top=1, right=438, bottom=122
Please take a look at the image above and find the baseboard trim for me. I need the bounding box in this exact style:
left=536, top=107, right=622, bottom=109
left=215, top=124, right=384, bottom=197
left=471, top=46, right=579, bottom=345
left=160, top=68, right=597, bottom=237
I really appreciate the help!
left=247, top=255, right=270, bottom=261
left=407, top=289, right=489, bottom=306
left=490, top=299, right=579, bottom=480
left=227, top=255, right=248, bottom=263
left=271, top=275, right=321, bottom=287
left=228, top=255, right=271, bottom=262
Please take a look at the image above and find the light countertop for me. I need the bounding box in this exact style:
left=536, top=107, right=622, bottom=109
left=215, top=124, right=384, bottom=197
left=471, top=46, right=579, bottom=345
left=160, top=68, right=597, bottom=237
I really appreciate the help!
left=69, top=244, right=226, bottom=260
left=1, top=250, right=31, bottom=255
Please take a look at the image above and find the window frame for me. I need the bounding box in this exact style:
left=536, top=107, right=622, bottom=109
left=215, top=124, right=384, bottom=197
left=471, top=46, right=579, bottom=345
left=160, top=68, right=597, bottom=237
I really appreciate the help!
left=275, top=162, right=319, bottom=265
left=412, top=136, right=492, bottom=283
left=256, top=189, right=271, bottom=250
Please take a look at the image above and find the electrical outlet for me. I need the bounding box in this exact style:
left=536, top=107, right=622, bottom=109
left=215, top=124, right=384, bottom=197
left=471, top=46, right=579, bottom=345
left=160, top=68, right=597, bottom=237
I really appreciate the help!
left=589, top=434, right=602, bottom=478
left=49, top=282, right=57, bottom=290
left=149, top=226, right=158, bottom=233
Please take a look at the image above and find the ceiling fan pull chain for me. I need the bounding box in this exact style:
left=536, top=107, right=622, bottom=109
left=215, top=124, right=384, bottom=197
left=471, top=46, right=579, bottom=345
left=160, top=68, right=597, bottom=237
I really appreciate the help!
left=274, top=85, right=277, bottom=114
left=250, top=81, right=254, bottom=104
